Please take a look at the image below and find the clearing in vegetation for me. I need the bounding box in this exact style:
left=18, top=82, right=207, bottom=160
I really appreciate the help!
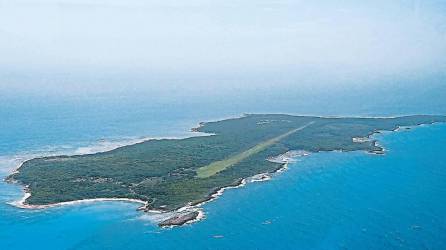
left=196, top=121, right=315, bottom=178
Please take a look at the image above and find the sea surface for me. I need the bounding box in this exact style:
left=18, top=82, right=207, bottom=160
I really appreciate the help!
left=1, top=72, right=446, bottom=249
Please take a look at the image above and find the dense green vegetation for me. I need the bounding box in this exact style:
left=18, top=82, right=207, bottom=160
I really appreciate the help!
left=9, top=114, right=446, bottom=211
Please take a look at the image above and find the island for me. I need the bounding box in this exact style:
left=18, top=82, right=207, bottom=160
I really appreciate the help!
left=7, top=114, right=446, bottom=227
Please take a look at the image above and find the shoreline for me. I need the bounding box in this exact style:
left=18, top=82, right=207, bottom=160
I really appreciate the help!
left=5, top=121, right=416, bottom=224
left=5, top=115, right=445, bottom=227
left=9, top=188, right=148, bottom=210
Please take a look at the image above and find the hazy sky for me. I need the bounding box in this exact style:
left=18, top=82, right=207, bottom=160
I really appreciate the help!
left=1, top=0, right=446, bottom=119
left=1, top=0, right=446, bottom=75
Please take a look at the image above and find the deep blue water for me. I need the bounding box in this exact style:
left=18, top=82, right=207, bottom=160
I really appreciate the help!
left=1, top=72, right=446, bottom=249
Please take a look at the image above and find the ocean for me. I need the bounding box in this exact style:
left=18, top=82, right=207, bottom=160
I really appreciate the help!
left=1, top=71, right=446, bottom=249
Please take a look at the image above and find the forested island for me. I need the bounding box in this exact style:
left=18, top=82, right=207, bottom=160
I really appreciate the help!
left=7, top=114, right=446, bottom=226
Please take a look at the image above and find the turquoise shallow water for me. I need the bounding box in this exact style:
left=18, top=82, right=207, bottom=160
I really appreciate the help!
left=1, top=74, right=446, bottom=249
